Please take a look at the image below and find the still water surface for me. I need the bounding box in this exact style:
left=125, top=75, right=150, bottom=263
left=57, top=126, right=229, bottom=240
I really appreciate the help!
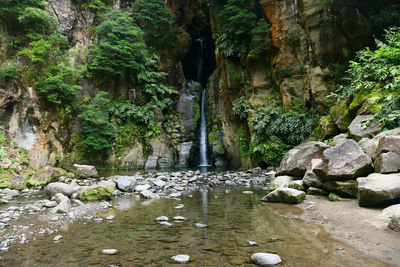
left=1, top=188, right=390, bottom=266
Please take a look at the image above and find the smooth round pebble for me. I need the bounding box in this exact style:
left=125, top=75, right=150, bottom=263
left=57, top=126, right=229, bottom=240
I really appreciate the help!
left=251, top=252, right=281, bottom=266
left=193, top=223, right=207, bottom=228
left=243, top=191, right=254, bottom=194
left=53, top=235, right=62, bottom=241
left=102, top=249, right=118, bottom=255
left=171, top=254, right=190, bottom=263
left=156, top=216, right=169, bottom=221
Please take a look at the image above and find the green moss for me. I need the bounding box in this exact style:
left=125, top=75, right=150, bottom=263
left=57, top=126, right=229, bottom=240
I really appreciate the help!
left=0, top=173, right=12, bottom=188
left=328, top=192, right=352, bottom=201
left=329, top=99, right=353, bottom=130
left=225, top=58, right=243, bottom=89
left=193, top=102, right=200, bottom=122
left=78, top=187, right=114, bottom=201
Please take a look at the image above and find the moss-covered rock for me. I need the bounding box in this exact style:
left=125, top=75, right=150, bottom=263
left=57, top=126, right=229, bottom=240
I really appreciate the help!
left=78, top=187, right=114, bottom=201
left=27, top=167, right=61, bottom=188
left=77, top=181, right=116, bottom=201
left=318, top=115, right=340, bottom=139
left=330, top=99, right=354, bottom=131
left=323, top=180, right=358, bottom=198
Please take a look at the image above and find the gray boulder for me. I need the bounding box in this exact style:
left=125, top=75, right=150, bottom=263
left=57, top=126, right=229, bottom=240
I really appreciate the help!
left=45, top=182, right=75, bottom=197
left=348, top=115, right=381, bottom=141
left=375, top=152, right=400, bottom=174
left=288, top=180, right=305, bottom=191
left=322, top=180, right=358, bottom=198
left=377, top=136, right=400, bottom=155
left=251, top=253, right=282, bottom=266
left=73, top=164, right=98, bottom=178
left=262, top=188, right=306, bottom=204
left=306, top=187, right=329, bottom=196
left=315, top=140, right=373, bottom=180
left=303, top=159, right=324, bottom=188
left=277, top=142, right=329, bottom=177
left=357, top=173, right=400, bottom=207
left=269, top=176, right=295, bottom=189
left=389, top=213, right=400, bottom=232
left=358, top=138, right=378, bottom=160
left=115, top=176, right=137, bottom=192
left=145, top=138, right=174, bottom=170
left=51, top=193, right=70, bottom=213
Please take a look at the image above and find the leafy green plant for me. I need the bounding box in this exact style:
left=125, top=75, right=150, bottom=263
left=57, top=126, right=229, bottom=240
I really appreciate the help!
left=79, top=92, right=115, bottom=152
left=88, top=10, right=176, bottom=111
left=0, top=61, right=19, bottom=85
left=232, top=96, right=250, bottom=119
left=333, top=27, right=400, bottom=129
left=134, top=0, right=179, bottom=50
left=216, top=0, right=270, bottom=58
left=18, top=7, right=57, bottom=34
left=35, top=65, right=81, bottom=104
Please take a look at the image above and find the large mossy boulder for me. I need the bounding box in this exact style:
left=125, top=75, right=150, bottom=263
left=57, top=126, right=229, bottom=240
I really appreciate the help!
left=357, top=173, right=400, bottom=207
left=73, top=164, right=98, bottom=178
left=27, top=166, right=61, bottom=187
left=323, top=180, right=358, bottom=198
left=330, top=99, right=354, bottom=131
left=348, top=115, right=381, bottom=141
left=314, top=140, right=373, bottom=180
left=303, top=159, right=324, bottom=187
left=262, top=188, right=306, bottom=204
left=277, top=142, right=329, bottom=177
left=77, top=181, right=115, bottom=201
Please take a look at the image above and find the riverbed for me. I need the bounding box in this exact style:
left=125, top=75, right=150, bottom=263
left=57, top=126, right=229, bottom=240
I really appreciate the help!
left=0, top=187, right=392, bottom=266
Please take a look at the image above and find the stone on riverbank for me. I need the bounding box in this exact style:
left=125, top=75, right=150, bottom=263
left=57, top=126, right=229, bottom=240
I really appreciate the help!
left=389, top=213, right=400, bottom=232
left=269, top=176, right=295, bottom=190
left=323, top=180, right=358, bottom=198
left=348, top=115, right=381, bottom=141
left=45, top=182, right=75, bottom=197
left=28, top=166, right=61, bottom=187
left=251, top=252, right=281, bottom=266
left=262, top=188, right=306, bottom=204
left=374, top=152, right=400, bottom=174
left=115, top=176, right=137, bottom=192
left=306, top=187, right=329, bottom=196
left=377, top=135, right=400, bottom=155
left=357, top=173, right=400, bottom=207
left=77, top=181, right=115, bottom=201
left=73, top=164, right=98, bottom=178
left=277, top=142, right=329, bottom=177
left=51, top=193, right=70, bottom=213
left=314, top=140, right=373, bottom=180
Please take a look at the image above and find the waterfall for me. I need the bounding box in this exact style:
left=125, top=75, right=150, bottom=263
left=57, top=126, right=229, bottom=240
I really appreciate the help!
left=196, top=39, right=211, bottom=167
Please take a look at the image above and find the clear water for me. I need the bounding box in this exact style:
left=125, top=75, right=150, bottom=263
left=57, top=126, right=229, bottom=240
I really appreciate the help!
left=0, top=188, right=389, bottom=267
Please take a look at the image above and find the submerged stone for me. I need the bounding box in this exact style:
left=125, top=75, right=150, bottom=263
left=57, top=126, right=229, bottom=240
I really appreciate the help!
left=251, top=252, right=281, bottom=266
left=171, top=254, right=190, bottom=264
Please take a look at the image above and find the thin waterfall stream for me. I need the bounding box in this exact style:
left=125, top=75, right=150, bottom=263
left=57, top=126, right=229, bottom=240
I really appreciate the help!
left=196, top=39, right=211, bottom=167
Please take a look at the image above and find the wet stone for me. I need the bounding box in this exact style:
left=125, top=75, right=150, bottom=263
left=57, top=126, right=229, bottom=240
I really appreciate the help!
left=102, top=249, right=118, bottom=255
left=171, top=254, right=190, bottom=264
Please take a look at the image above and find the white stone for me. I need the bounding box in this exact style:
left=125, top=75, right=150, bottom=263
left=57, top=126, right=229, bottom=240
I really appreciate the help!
left=171, top=254, right=190, bottom=264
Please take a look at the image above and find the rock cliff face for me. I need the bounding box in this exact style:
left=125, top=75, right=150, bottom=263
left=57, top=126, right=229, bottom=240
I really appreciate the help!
left=0, top=0, right=396, bottom=170
left=207, top=0, right=397, bottom=168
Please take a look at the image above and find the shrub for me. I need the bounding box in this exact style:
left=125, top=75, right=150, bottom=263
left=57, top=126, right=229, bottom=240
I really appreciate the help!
left=18, top=7, right=57, bottom=34
left=0, top=61, right=19, bottom=85
left=334, top=27, right=400, bottom=129
left=232, top=96, right=250, bottom=119
left=134, top=0, right=178, bottom=50
left=249, top=106, right=315, bottom=166
left=79, top=92, right=115, bottom=152
left=35, top=65, right=81, bottom=104
left=216, top=0, right=270, bottom=58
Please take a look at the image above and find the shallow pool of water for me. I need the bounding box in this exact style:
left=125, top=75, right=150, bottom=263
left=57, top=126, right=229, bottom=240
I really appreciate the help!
left=0, top=188, right=390, bottom=266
